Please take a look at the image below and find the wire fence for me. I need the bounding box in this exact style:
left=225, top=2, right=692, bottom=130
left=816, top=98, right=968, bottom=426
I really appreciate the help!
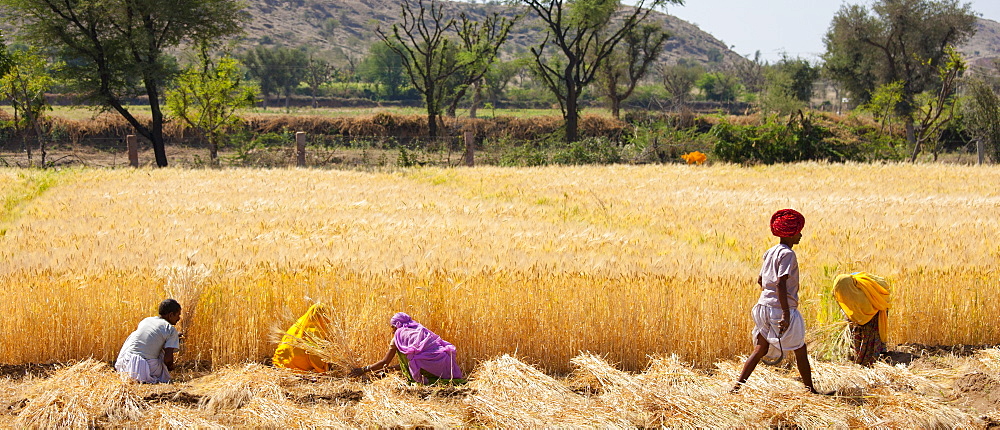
left=0, top=126, right=719, bottom=168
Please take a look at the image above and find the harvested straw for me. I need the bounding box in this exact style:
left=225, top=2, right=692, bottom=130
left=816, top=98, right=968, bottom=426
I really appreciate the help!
left=270, top=303, right=369, bottom=376
left=466, top=354, right=629, bottom=427
left=187, top=363, right=286, bottom=413
left=14, top=359, right=147, bottom=428
left=139, top=405, right=224, bottom=429
left=639, top=355, right=745, bottom=427
left=354, top=375, right=464, bottom=428
left=158, top=259, right=211, bottom=330
left=806, top=320, right=853, bottom=362
left=977, top=348, right=1000, bottom=377
left=569, top=353, right=650, bottom=425
left=239, top=396, right=315, bottom=429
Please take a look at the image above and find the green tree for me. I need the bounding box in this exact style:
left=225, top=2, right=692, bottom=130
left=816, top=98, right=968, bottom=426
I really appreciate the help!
left=0, top=31, right=10, bottom=78
left=659, top=61, right=703, bottom=109
left=522, top=0, right=680, bottom=142
left=822, top=0, right=976, bottom=148
left=444, top=11, right=519, bottom=117
left=595, top=23, right=670, bottom=119
left=480, top=59, right=524, bottom=114
left=697, top=72, right=742, bottom=102
left=730, top=51, right=765, bottom=95
left=962, top=73, right=1000, bottom=163
left=760, top=56, right=819, bottom=114
left=304, top=54, right=335, bottom=108
left=1, top=0, right=246, bottom=167
left=861, top=80, right=905, bottom=138
left=243, top=46, right=309, bottom=111
left=358, top=42, right=407, bottom=100
left=909, top=47, right=965, bottom=160
left=773, top=56, right=819, bottom=103
left=0, top=47, right=55, bottom=166
left=166, top=48, right=258, bottom=164
left=377, top=0, right=469, bottom=138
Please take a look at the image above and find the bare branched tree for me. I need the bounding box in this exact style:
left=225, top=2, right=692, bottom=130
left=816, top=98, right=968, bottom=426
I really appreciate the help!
left=522, top=0, right=680, bottom=142
left=377, top=0, right=465, bottom=138
left=594, top=23, right=669, bottom=119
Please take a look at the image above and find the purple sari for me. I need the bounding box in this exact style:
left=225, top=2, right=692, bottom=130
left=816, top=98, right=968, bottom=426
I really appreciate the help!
left=391, top=313, right=463, bottom=383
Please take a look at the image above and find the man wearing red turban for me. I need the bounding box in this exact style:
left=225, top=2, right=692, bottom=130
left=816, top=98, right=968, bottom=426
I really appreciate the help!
left=733, top=209, right=817, bottom=394
left=770, top=208, right=805, bottom=238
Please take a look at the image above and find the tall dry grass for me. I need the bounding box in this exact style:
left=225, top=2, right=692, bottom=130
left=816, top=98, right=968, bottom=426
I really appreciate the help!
left=0, top=164, right=999, bottom=372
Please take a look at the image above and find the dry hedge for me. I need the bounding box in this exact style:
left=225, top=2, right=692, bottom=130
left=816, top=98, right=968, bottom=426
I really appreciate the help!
left=19, top=112, right=629, bottom=146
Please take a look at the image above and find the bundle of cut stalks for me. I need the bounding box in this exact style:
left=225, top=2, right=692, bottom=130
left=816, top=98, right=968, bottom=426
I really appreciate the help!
left=806, top=320, right=853, bottom=362
left=184, top=363, right=338, bottom=427
left=715, top=356, right=981, bottom=427
left=354, top=374, right=464, bottom=427
left=270, top=304, right=370, bottom=376
left=186, top=363, right=286, bottom=413
left=138, top=405, right=223, bottom=429
left=639, top=355, right=746, bottom=426
left=144, top=364, right=353, bottom=428
left=977, top=348, right=1000, bottom=377
left=158, top=260, right=211, bottom=328
left=14, top=359, right=147, bottom=428
left=466, top=354, right=629, bottom=427
left=569, top=353, right=652, bottom=425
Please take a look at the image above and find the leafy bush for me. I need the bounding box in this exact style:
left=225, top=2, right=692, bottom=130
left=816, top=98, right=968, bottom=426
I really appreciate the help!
left=711, top=112, right=862, bottom=164
left=226, top=130, right=294, bottom=167
left=552, top=137, right=621, bottom=165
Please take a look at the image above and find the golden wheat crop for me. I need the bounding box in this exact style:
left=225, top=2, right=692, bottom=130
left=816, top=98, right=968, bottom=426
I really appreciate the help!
left=1, top=163, right=999, bottom=374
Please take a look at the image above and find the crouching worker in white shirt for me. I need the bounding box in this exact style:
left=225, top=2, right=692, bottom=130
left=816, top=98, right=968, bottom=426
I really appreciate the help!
left=115, top=299, right=182, bottom=383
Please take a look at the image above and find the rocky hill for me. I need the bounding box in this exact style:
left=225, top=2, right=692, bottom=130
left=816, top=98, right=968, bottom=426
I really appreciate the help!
left=234, top=0, right=746, bottom=68
left=959, top=18, right=1000, bottom=72
left=4, top=2, right=996, bottom=75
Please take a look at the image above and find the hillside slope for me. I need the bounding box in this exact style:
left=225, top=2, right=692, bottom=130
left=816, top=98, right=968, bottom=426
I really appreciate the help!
left=232, top=0, right=747, bottom=67
left=959, top=18, right=1000, bottom=71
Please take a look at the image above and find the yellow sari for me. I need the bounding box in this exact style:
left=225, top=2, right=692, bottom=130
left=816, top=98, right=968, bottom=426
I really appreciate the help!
left=833, top=272, right=891, bottom=342
left=272, top=303, right=331, bottom=372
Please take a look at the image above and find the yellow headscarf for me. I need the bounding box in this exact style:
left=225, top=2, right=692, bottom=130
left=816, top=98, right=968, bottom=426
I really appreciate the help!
left=833, top=272, right=891, bottom=342
left=272, top=303, right=331, bottom=372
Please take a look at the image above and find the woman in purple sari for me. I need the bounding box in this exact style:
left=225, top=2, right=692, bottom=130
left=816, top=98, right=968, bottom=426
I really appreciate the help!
left=351, top=312, right=464, bottom=384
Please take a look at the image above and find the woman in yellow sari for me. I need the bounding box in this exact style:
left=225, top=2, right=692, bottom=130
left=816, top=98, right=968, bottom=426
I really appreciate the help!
left=272, top=303, right=332, bottom=372
left=833, top=272, right=891, bottom=366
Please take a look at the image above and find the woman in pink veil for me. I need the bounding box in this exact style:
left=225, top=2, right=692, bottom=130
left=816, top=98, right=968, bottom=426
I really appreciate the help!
left=351, top=312, right=464, bottom=384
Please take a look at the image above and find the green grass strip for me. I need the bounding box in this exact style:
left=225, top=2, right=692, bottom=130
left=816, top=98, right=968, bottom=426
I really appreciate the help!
left=0, top=169, right=69, bottom=234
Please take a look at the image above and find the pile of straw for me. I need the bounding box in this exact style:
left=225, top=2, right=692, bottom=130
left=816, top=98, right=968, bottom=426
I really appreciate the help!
left=181, top=363, right=349, bottom=427
left=13, top=360, right=147, bottom=428
left=269, top=304, right=370, bottom=376
left=186, top=363, right=287, bottom=413
left=354, top=374, right=464, bottom=427
left=3, top=352, right=995, bottom=427
left=138, top=405, right=222, bottom=429
left=978, top=348, right=1000, bottom=376
left=467, top=354, right=629, bottom=427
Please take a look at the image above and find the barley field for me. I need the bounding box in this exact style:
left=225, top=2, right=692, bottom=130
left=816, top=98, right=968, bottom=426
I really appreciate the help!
left=2, top=163, right=1000, bottom=427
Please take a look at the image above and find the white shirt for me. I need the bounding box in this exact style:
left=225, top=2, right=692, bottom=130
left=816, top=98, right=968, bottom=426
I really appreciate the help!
left=118, top=316, right=180, bottom=360
left=757, top=244, right=800, bottom=309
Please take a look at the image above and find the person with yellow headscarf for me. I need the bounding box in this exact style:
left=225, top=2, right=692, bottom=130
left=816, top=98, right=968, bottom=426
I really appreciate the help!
left=273, top=303, right=333, bottom=372
left=833, top=273, right=891, bottom=366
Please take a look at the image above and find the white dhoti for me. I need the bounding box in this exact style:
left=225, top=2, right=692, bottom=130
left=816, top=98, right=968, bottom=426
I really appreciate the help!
left=115, top=351, right=171, bottom=384
left=751, top=304, right=806, bottom=360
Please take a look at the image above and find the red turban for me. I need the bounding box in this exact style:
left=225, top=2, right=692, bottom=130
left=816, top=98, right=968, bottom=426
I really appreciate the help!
left=770, top=209, right=805, bottom=237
